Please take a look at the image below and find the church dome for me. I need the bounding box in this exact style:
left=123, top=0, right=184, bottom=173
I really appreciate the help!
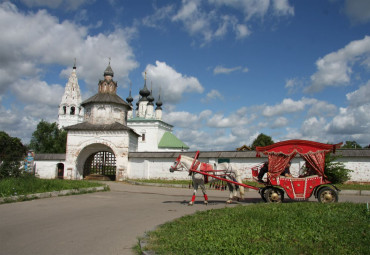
left=156, top=95, right=163, bottom=110
left=139, top=81, right=150, bottom=99
left=126, top=93, right=133, bottom=106
left=104, top=64, right=114, bottom=77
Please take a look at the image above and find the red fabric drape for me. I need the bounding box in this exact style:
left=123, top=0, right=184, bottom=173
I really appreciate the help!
left=268, top=153, right=296, bottom=177
left=302, top=152, right=326, bottom=178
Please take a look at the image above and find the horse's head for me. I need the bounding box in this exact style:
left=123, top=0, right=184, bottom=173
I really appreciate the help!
left=170, top=155, right=183, bottom=172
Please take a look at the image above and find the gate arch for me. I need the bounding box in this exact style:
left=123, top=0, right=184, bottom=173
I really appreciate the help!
left=83, top=151, right=116, bottom=180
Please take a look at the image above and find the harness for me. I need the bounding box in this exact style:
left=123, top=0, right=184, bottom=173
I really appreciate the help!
left=191, top=161, right=214, bottom=184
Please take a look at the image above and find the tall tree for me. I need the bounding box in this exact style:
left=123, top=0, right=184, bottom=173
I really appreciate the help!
left=251, top=133, right=274, bottom=149
left=0, top=131, right=26, bottom=178
left=341, top=141, right=362, bottom=149
left=29, top=120, right=67, bottom=153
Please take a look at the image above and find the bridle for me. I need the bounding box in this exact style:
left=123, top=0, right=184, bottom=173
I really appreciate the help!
left=170, top=155, right=183, bottom=172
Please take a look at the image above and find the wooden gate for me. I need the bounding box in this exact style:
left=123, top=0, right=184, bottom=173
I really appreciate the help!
left=83, top=151, right=116, bottom=180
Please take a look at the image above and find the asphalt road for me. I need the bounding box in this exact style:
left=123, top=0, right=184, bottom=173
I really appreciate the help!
left=1, top=182, right=369, bottom=255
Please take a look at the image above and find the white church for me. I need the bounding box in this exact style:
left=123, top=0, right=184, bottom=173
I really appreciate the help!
left=55, top=62, right=188, bottom=181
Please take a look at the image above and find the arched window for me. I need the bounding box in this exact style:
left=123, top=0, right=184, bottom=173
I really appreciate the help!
left=70, top=106, right=75, bottom=115
left=63, top=106, right=66, bottom=114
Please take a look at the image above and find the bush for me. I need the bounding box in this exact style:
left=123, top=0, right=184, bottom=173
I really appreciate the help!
left=325, top=153, right=352, bottom=184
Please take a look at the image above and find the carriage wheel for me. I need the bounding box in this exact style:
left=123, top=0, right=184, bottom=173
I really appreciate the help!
left=260, top=187, right=267, bottom=202
left=264, top=187, right=284, bottom=203
left=317, top=187, right=338, bottom=203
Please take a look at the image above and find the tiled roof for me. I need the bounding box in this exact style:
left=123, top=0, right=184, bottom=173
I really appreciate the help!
left=81, top=93, right=130, bottom=107
left=127, top=118, right=174, bottom=127
left=64, top=122, right=139, bottom=136
left=34, top=154, right=66, bottom=160
left=158, top=132, right=189, bottom=149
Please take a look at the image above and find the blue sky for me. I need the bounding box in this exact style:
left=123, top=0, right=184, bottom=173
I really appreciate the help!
left=0, top=0, right=370, bottom=150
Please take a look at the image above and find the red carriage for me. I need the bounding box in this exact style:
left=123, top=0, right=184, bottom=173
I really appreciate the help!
left=254, top=139, right=342, bottom=203
left=176, top=139, right=342, bottom=203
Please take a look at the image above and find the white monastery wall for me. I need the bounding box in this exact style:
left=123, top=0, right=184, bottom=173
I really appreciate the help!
left=340, top=157, right=370, bottom=182
left=35, top=160, right=61, bottom=179
left=34, top=152, right=370, bottom=182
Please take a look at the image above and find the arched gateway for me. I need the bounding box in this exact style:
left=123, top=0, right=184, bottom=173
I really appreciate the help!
left=64, top=63, right=139, bottom=181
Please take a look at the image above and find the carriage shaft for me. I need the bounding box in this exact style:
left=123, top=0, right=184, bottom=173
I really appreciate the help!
left=191, top=169, right=260, bottom=191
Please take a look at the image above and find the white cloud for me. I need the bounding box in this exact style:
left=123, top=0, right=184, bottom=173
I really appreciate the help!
left=20, top=0, right=92, bottom=11
left=301, top=117, right=328, bottom=139
left=201, top=89, right=224, bottom=103
left=145, top=61, right=204, bottom=104
left=306, top=36, right=370, bottom=93
left=0, top=2, right=138, bottom=92
left=142, top=4, right=175, bottom=29
left=208, top=0, right=294, bottom=20
left=285, top=78, right=304, bottom=94
left=171, top=0, right=294, bottom=45
left=271, top=116, right=288, bottom=128
left=235, top=24, right=251, bottom=39
left=272, top=0, right=295, bottom=16
left=163, top=110, right=211, bottom=129
left=307, top=100, right=337, bottom=117
left=262, top=98, right=306, bottom=117
left=344, top=0, right=370, bottom=24
left=346, top=80, right=370, bottom=107
left=213, top=65, right=247, bottom=74
left=0, top=2, right=138, bottom=143
left=11, top=79, right=64, bottom=106
left=328, top=81, right=370, bottom=136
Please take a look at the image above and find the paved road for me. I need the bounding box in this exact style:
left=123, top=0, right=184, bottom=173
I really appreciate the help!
left=1, top=182, right=369, bottom=255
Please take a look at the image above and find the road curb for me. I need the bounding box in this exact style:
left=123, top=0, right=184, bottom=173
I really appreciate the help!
left=0, top=185, right=108, bottom=204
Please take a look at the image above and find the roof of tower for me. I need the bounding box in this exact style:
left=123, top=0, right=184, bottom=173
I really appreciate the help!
left=158, top=132, right=189, bottom=149
left=64, top=121, right=139, bottom=137
left=155, top=94, right=162, bottom=110
left=81, top=93, right=130, bottom=108
left=104, top=64, right=114, bottom=77
left=126, top=88, right=133, bottom=105
left=139, top=72, right=150, bottom=99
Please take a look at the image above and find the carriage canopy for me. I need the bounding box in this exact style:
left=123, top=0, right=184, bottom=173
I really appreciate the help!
left=255, top=140, right=342, bottom=178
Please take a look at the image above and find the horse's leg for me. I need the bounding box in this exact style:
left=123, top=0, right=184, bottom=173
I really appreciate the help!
left=200, top=182, right=208, bottom=205
left=235, top=171, right=245, bottom=201
left=189, top=179, right=198, bottom=206
left=226, top=183, right=234, bottom=204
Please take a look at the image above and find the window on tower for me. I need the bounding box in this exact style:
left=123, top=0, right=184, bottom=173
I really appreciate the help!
left=63, top=106, right=66, bottom=114
left=70, top=106, right=75, bottom=115
left=142, top=133, right=146, bottom=142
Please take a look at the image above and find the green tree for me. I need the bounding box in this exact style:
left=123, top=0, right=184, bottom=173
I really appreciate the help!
left=325, top=153, right=352, bottom=184
left=251, top=133, right=274, bottom=150
left=341, top=141, right=362, bottom=149
left=0, top=131, right=27, bottom=178
left=29, top=120, right=67, bottom=153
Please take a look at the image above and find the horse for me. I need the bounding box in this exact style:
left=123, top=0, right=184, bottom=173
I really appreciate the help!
left=169, top=154, right=245, bottom=205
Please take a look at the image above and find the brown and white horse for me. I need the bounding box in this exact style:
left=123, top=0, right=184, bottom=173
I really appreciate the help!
left=170, top=154, right=245, bottom=205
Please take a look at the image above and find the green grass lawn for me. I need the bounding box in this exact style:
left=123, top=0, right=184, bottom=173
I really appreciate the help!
left=0, top=175, right=105, bottom=197
left=138, top=203, right=370, bottom=255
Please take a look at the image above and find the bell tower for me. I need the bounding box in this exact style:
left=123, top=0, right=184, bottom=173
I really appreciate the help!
left=58, top=60, right=83, bottom=128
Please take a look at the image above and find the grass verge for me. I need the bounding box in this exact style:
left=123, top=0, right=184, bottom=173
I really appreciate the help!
left=139, top=202, right=370, bottom=255
left=0, top=175, right=105, bottom=197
